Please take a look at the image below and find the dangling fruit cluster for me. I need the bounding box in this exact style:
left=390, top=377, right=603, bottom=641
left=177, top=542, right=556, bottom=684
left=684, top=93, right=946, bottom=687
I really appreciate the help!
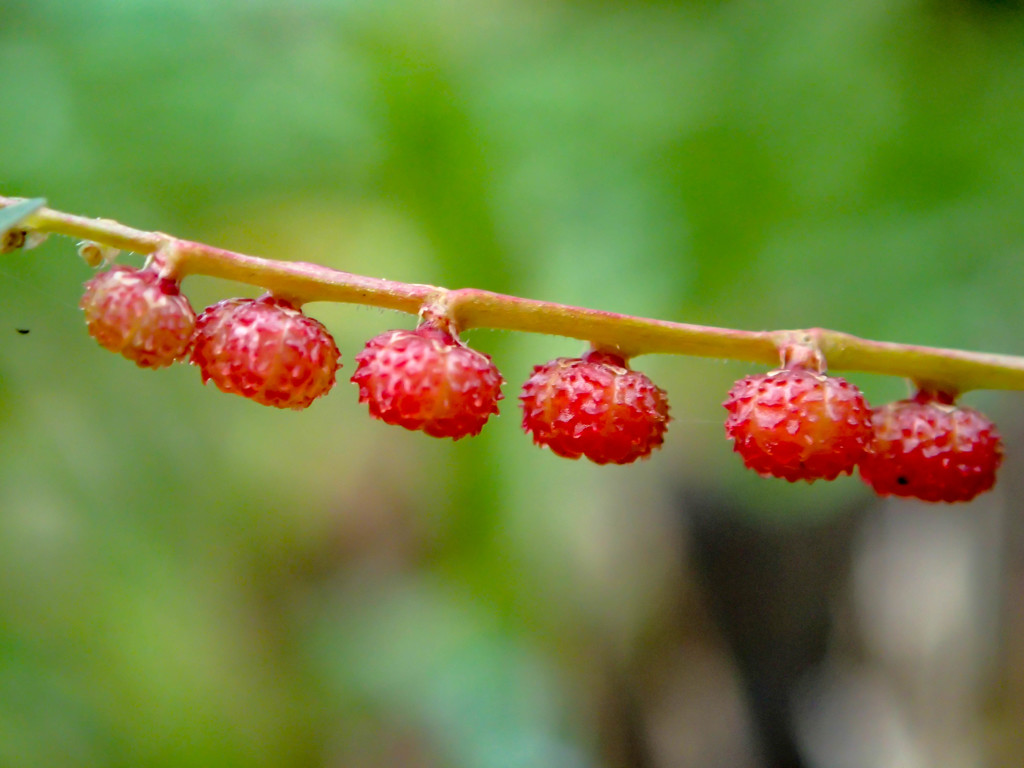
left=80, top=265, right=341, bottom=409
left=722, top=365, right=1003, bottom=503
left=78, top=264, right=672, bottom=463
left=78, top=263, right=1005, bottom=499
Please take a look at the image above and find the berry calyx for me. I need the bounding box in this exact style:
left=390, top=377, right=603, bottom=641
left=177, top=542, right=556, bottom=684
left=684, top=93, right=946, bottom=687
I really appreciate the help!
left=351, top=325, right=504, bottom=439
left=80, top=265, right=196, bottom=369
left=723, top=367, right=872, bottom=482
left=190, top=295, right=340, bottom=409
left=859, top=391, right=1003, bottom=503
left=519, top=350, right=670, bottom=465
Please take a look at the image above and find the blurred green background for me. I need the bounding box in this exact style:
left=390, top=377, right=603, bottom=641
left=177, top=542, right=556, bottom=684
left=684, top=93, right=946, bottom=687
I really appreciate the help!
left=2, top=0, right=1024, bottom=766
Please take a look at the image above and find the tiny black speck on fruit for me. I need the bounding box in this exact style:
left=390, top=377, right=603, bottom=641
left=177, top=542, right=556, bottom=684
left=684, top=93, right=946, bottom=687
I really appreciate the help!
left=15, top=328, right=29, bottom=334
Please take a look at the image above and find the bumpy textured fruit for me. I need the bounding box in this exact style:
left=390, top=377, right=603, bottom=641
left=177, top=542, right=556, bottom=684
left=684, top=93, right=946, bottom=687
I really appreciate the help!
left=519, top=351, right=670, bottom=465
left=859, top=394, right=1002, bottom=503
left=190, top=295, right=340, bottom=409
left=723, top=368, right=872, bottom=482
left=351, top=326, right=503, bottom=439
left=80, top=265, right=196, bottom=368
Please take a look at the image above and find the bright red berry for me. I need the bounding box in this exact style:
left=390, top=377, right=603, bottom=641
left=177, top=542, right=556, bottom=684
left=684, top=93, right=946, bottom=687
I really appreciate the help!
left=519, top=350, right=670, bottom=465
left=80, top=265, right=196, bottom=369
left=351, top=325, right=503, bottom=439
left=190, top=295, right=340, bottom=409
left=859, top=392, right=1002, bottom=503
left=723, top=368, right=872, bottom=482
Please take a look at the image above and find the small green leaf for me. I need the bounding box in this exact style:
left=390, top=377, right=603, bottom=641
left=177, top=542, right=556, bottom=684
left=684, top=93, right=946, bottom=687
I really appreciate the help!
left=0, top=198, right=46, bottom=239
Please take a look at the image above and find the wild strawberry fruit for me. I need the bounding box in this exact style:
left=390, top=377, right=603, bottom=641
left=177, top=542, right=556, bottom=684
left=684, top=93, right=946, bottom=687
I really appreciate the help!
left=859, top=392, right=1002, bottom=503
left=190, top=295, right=340, bottom=409
left=723, top=368, right=872, bottom=482
left=519, top=350, right=670, bottom=465
left=351, top=325, right=503, bottom=439
left=80, top=265, right=196, bottom=369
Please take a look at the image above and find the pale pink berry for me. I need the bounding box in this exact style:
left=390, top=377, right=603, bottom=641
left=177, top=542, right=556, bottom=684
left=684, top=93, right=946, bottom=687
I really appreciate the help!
left=80, top=265, right=196, bottom=369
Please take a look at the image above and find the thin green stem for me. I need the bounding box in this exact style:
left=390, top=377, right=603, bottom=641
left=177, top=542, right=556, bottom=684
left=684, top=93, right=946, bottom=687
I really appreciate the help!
left=4, top=195, right=1024, bottom=393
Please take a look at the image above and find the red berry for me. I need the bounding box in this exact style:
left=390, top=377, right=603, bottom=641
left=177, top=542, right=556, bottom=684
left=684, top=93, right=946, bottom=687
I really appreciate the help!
left=80, top=265, right=196, bottom=369
left=723, top=368, right=872, bottom=482
left=519, top=351, right=670, bottom=465
left=859, top=394, right=1002, bottom=503
left=190, top=295, right=340, bottom=409
left=351, top=326, right=503, bottom=439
